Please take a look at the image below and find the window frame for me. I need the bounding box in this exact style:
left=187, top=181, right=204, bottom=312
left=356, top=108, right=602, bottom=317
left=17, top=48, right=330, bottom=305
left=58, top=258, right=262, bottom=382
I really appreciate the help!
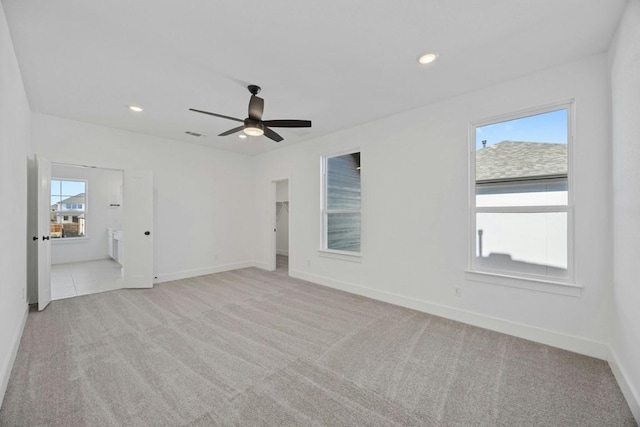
left=468, top=101, right=575, bottom=285
left=320, top=149, right=362, bottom=258
left=51, top=178, right=89, bottom=241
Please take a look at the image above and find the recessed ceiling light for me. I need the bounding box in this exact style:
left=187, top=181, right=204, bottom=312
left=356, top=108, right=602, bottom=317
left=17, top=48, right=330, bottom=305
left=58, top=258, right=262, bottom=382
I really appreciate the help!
left=417, top=53, right=438, bottom=65
left=238, top=134, right=248, bottom=139
left=128, top=105, right=143, bottom=112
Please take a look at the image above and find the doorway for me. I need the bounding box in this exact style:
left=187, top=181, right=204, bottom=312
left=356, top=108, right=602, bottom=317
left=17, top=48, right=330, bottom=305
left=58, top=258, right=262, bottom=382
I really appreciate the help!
left=273, top=179, right=290, bottom=275
left=29, top=157, right=154, bottom=311
left=49, top=163, right=124, bottom=300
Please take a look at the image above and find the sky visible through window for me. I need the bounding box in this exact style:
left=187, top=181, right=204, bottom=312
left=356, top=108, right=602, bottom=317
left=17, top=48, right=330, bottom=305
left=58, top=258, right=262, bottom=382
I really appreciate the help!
left=51, top=180, right=85, bottom=205
left=475, top=109, right=567, bottom=150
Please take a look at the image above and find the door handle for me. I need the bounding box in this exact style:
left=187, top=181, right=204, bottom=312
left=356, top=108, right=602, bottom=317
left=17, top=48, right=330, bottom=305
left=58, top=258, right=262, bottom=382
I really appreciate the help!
left=42, top=236, right=50, bottom=241
left=144, top=231, right=150, bottom=236
left=32, top=236, right=38, bottom=241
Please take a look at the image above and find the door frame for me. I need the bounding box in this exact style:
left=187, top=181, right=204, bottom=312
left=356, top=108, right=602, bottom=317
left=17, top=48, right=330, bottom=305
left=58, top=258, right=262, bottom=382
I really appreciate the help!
left=36, top=155, right=52, bottom=311
left=270, top=176, right=291, bottom=273
left=29, top=158, right=154, bottom=305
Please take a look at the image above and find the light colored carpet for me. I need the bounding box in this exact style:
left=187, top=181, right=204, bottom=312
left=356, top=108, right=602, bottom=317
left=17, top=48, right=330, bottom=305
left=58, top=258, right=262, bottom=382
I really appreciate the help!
left=0, top=267, right=635, bottom=426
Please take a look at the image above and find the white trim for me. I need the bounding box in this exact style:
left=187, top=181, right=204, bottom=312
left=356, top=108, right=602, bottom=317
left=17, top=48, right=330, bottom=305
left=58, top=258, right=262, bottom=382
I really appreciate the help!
left=470, top=99, right=576, bottom=128
left=320, top=149, right=362, bottom=254
left=50, top=177, right=89, bottom=239
left=608, top=346, right=640, bottom=424
left=469, top=100, right=575, bottom=285
left=269, top=176, right=292, bottom=273
left=270, top=176, right=291, bottom=273
left=318, top=249, right=362, bottom=262
left=153, top=261, right=254, bottom=283
left=0, top=304, right=28, bottom=407
left=465, top=270, right=581, bottom=296
left=290, top=269, right=608, bottom=360
left=51, top=236, right=90, bottom=244
left=475, top=205, right=569, bottom=213
left=252, top=261, right=272, bottom=271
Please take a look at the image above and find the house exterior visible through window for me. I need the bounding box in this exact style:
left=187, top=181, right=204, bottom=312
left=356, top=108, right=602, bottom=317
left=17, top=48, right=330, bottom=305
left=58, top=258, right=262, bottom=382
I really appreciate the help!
left=322, top=151, right=361, bottom=254
left=50, top=179, right=87, bottom=238
left=470, top=104, right=572, bottom=282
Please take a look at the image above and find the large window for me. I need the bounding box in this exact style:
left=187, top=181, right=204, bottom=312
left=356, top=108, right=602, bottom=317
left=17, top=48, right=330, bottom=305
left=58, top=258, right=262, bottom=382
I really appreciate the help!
left=470, top=104, right=572, bottom=282
left=322, top=151, right=361, bottom=254
left=50, top=179, right=87, bottom=238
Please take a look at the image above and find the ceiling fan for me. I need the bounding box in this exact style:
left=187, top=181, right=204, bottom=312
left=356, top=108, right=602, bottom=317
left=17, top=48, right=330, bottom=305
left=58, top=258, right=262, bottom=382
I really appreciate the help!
left=189, top=85, right=312, bottom=142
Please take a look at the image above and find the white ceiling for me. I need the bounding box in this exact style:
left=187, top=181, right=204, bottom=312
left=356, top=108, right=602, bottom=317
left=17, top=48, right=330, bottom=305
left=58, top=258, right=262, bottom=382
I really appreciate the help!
left=2, top=0, right=627, bottom=155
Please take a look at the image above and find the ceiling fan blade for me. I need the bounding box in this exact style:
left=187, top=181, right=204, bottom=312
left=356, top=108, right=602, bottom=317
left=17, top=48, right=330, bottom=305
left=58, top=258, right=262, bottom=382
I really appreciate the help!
left=262, top=119, right=312, bottom=128
left=263, top=127, right=283, bottom=142
left=248, top=95, right=264, bottom=121
left=218, top=125, right=244, bottom=136
left=189, top=108, right=244, bottom=123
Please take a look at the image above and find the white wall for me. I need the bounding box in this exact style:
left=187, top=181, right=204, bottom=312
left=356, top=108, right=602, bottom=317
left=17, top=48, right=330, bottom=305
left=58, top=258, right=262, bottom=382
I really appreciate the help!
left=0, top=2, right=30, bottom=404
left=32, top=113, right=255, bottom=282
left=51, top=164, right=123, bottom=264
left=252, top=54, right=612, bottom=358
left=276, top=180, right=289, bottom=256
left=609, top=0, right=640, bottom=419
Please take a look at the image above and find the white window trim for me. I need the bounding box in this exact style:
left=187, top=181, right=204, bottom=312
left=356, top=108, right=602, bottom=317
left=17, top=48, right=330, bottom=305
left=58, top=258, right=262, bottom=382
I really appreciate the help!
left=468, top=100, right=577, bottom=290
left=320, top=149, right=362, bottom=257
left=51, top=177, right=89, bottom=241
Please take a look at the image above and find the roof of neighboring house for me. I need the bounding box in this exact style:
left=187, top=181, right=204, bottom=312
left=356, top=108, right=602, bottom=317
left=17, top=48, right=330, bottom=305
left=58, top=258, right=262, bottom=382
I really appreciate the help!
left=51, top=193, right=85, bottom=210
left=476, top=141, right=567, bottom=183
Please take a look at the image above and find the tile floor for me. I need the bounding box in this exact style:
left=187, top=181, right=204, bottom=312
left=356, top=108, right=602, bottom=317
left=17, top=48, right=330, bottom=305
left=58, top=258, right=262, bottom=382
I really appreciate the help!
left=51, top=259, right=124, bottom=300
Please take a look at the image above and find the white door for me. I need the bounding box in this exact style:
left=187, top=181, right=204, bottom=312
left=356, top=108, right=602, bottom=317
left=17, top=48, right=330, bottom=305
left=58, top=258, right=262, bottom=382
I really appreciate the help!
left=123, top=170, right=153, bottom=288
left=37, top=155, right=52, bottom=311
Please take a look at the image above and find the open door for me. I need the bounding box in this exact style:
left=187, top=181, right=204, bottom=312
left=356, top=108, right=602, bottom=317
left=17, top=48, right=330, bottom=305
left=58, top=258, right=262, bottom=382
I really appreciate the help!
left=36, top=155, right=52, bottom=311
left=123, top=170, right=153, bottom=288
left=271, top=178, right=290, bottom=274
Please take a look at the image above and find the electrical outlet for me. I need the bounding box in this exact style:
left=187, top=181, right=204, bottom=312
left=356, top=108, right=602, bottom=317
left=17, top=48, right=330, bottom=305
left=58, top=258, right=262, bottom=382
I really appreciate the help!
left=454, top=287, right=463, bottom=297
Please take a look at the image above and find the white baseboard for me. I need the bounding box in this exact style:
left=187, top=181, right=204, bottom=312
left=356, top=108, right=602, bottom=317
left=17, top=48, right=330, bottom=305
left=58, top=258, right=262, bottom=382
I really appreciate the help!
left=0, top=304, right=28, bottom=407
left=154, top=261, right=255, bottom=283
left=276, top=249, right=289, bottom=256
left=290, top=269, right=609, bottom=360
left=608, top=346, right=640, bottom=423
left=252, top=261, right=273, bottom=271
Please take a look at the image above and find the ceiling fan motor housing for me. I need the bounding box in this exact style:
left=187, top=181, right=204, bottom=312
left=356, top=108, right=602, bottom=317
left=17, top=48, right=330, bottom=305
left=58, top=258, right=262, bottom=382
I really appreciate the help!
left=244, top=118, right=263, bottom=131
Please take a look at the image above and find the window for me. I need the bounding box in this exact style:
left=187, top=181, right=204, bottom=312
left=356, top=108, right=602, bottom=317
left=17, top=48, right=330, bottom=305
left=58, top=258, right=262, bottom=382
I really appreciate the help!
left=470, top=104, right=572, bottom=282
left=50, top=179, right=87, bottom=238
left=321, top=151, right=361, bottom=254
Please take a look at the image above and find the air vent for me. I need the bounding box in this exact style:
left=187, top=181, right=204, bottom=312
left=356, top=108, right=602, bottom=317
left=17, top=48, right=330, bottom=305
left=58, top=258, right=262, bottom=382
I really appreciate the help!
left=185, top=131, right=204, bottom=137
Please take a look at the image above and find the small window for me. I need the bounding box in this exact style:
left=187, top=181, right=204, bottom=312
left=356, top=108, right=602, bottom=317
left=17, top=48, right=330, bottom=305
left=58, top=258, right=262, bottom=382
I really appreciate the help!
left=470, top=104, right=572, bottom=282
left=321, top=151, right=361, bottom=254
left=50, top=179, right=87, bottom=238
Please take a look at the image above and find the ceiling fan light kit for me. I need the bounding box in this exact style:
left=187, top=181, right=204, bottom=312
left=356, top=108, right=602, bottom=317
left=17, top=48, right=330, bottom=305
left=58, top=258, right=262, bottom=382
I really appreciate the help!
left=189, top=85, right=312, bottom=143
left=243, top=120, right=264, bottom=136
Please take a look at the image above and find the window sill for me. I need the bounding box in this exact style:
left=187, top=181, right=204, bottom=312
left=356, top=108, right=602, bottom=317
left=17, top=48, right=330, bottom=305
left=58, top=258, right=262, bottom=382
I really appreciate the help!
left=465, top=270, right=582, bottom=297
left=52, top=237, right=89, bottom=244
left=318, top=249, right=362, bottom=263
